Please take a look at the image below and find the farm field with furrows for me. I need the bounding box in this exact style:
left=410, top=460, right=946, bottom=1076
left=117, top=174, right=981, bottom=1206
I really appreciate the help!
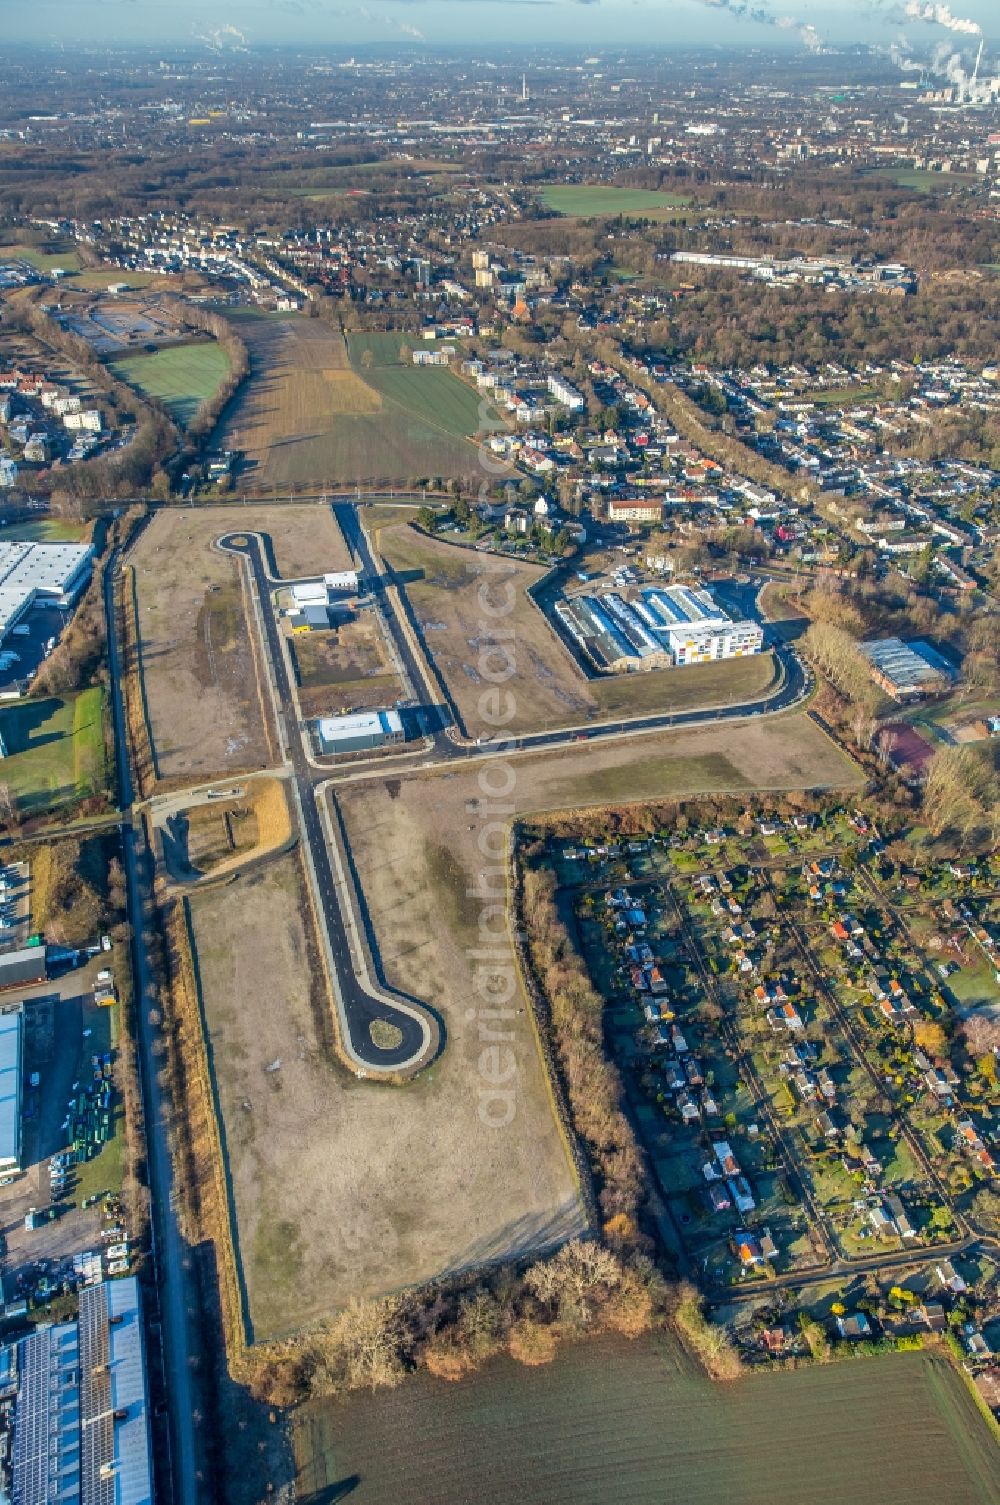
left=218, top=312, right=504, bottom=487
left=295, top=1337, right=1000, bottom=1505
left=187, top=850, right=585, bottom=1336
left=129, top=504, right=349, bottom=784
left=374, top=520, right=778, bottom=737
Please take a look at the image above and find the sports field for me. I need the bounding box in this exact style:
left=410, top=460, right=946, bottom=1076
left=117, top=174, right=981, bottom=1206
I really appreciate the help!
left=109, top=341, right=231, bottom=426
left=295, top=1337, right=1000, bottom=1505
left=866, top=167, right=979, bottom=193
left=376, top=522, right=778, bottom=736
left=218, top=313, right=504, bottom=487
left=0, top=243, right=83, bottom=273
left=0, top=519, right=89, bottom=544
left=0, top=688, right=106, bottom=814
left=539, top=185, right=692, bottom=218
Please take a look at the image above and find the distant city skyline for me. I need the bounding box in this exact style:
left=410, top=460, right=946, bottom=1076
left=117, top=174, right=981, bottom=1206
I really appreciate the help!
left=5, top=0, right=997, bottom=53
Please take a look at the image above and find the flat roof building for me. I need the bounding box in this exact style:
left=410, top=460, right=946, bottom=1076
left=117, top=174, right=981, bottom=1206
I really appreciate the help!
left=0, top=542, right=94, bottom=646
left=861, top=637, right=955, bottom=700
left=0, top=1005, right=22, bottom=1173
left=8, top=1277, right=153, bottom=1505
left=316, top=709, right=404, bottom=756
left=0, top=947, right=46, bottom=992
left=559, top=582, right=763, bottom=670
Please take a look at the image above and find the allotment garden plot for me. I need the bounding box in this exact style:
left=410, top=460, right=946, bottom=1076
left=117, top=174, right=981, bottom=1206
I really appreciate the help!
left=541, top=801, right=1000, bottom=1291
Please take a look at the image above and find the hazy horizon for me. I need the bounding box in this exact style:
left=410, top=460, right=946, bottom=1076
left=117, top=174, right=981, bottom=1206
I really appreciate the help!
left=3, top=1, right=997, bottom=56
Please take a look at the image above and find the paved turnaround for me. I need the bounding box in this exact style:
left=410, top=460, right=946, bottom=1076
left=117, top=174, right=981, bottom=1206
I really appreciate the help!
left=218, top=533, right=440, bottom=1076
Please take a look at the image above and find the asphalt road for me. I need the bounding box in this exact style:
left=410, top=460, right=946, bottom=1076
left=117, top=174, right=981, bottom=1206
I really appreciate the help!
left=104, top=551, right=199, bottom=1505
left=219, top=532, right=437, bottom=1073
left=335, top=501, right=450, bottom=739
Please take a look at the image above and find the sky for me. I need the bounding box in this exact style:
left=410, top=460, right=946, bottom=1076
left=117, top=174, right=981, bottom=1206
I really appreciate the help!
left=3, top=0, right=996, bottom=54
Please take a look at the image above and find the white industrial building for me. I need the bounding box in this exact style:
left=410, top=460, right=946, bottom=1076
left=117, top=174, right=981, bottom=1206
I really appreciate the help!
left=641, top=585, right=765, bottom=666
left=0, top=541, right=94, bottom=646
left=316, top=709, right=404, bottom=756
left=557, top=582, right=763, bottom=670
left=290, top=570, right=360, bottom=607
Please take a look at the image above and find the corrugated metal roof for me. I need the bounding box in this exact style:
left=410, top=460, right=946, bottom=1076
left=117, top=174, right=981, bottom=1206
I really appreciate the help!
left=0, top=1006, right=22, bottom=1169
left=78, top=1280, right=152, bottom=1505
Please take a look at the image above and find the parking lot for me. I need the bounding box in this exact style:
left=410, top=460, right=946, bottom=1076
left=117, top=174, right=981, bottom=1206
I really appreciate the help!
left=0, top=955, right=127, bottom=1303
left=0, top=862, right=30, bottom=951
left=0, top=600, right=70, bottom=695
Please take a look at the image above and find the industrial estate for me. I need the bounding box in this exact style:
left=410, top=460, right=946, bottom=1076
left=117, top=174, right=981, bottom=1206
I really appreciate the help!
left=0, top=22, right=998, bottom=1505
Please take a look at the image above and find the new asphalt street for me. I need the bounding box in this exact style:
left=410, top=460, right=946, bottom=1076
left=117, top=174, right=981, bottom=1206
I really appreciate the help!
left=218, top=532, right=439, bottom=1074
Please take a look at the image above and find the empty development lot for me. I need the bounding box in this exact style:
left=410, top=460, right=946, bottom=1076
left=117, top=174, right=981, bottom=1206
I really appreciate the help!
left=218, top=311, right=504, bottom=487
left=188, top=849, right=584, bottom=1338
left=129, top=504, right=349, bottom=784
left=375, top=521, right=778, bottom=736
left=290, top=615, right=401, bottom=718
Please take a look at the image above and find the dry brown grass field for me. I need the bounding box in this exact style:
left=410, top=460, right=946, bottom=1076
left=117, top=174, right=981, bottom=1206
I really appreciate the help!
left=376, top=522, right=778, bottom=736
left=219, top=315, right=371, bottom=477
left=187, top=850, right=585, bottom=1340
left=130, top=505, right=349, bottom=783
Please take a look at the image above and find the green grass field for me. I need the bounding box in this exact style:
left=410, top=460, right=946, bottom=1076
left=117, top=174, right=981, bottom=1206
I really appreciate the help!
left=540, top=185, right=692, bottom=218
left=0, top=688, right=106, bottom=814
left=866, top=168, right=980, bottom=194
left=0, top=244, right=82, bottom=273
left=346, top=331, right=456, bottom=368
left=366, top=365, right=487, bottom=437
left=295, top=1337, right=999, bottom=1505
left=345, top=330, right=412, bottom=368
left=109, top=341, right=231, bottom=425
left=0, top=519, right=89, bottom=544
left=66, top=269, right=166, bottom=290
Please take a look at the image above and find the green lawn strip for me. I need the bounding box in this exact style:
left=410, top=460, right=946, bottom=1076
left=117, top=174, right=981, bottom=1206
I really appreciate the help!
left=0, top=244, right=82, bottom=273
left=72, top=685, right=106, bottom=797
left=0, top=520, right=89, bottom=544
